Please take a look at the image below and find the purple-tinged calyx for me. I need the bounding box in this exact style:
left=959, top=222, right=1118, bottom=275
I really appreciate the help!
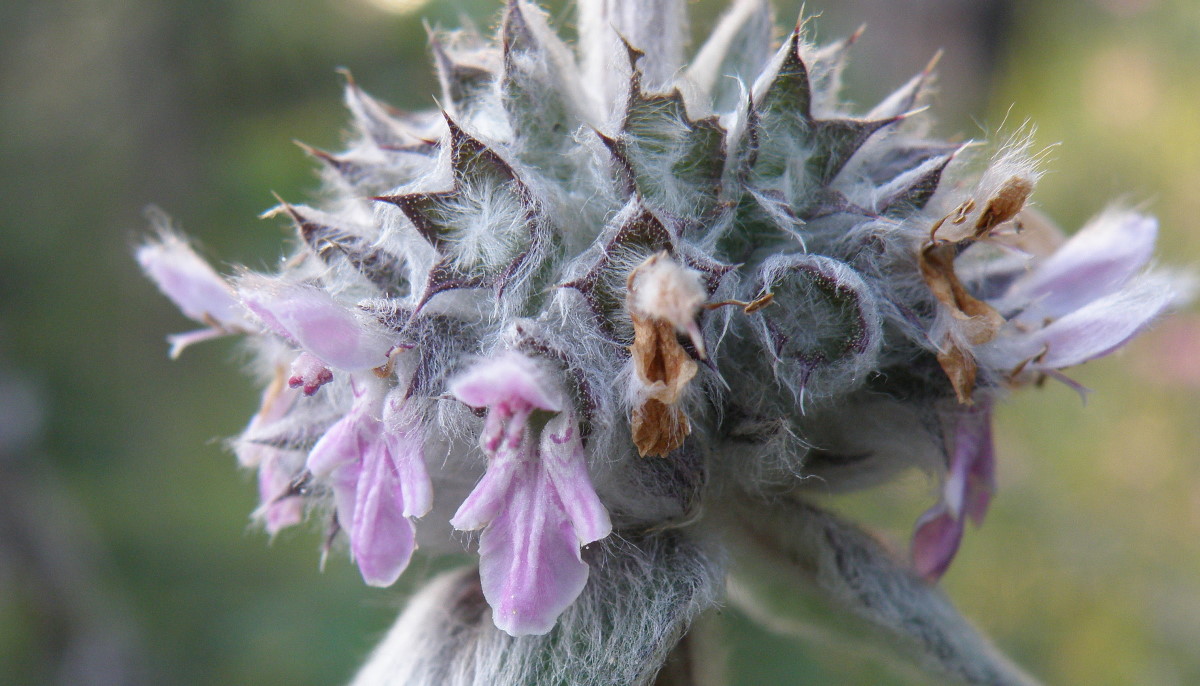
left=912, top=400, right=995, bottom=582
left=449, top=352, right=612, bottom=636
left=137, top=230, right=252, bottom=358
left=306, top=378, right=431, bottom=587
left=239, top=276, right=395, bottom=373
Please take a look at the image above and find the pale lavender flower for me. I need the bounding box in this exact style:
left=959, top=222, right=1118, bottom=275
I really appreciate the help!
left=256, top=451, right=305, bottom=536
left=913, top=211, right=1182, bottom=579
left=981, top=210, right=1179, bottom=383
left=996, top=210, right=1158, bottom=323
left=136, top=225, right=250, bottom=358
left=240, top=374, right=306, bottom=534
left=239, top=277, right=394, bottom=373
left=306, top=379, right=431, bottom=587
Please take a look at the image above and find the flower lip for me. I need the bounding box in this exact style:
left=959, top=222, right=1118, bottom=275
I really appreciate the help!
left=911, top=402, right=995, bottom=582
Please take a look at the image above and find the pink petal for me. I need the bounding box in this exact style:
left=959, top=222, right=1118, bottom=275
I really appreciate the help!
left=237, top=382, right=300, bottom=468
left=952, top=403, right=995, bottom=526
left=240, top=277, right=393, bottom=371
left=1004, top=210, right=1157, bottom=322
left=911, top=403, right=994, bottom=582
left=476, top=459, right=590, bottom=636
left=351, top=440, right=416, bottom=587
left=450, top=442, right=524, bottom=531
left=911, top=504, right=964, bottom=583
left=306, top=407, right=377, bottom=476
left=137, top=232, right=247, bottom=328
left=449, top=352, right=563, bottom=412
left=540, top=412, right=611, bottom=545
left=382, top=390, right=432, bottom=518
left=256, top=452, right=304, bottom=535
left=330, top=460, right=361, bottom=534
left=1030, top=277, right=1174, bottom=370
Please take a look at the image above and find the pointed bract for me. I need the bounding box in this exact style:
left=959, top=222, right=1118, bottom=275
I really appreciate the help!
left=686, top=0, right=773, bottom=113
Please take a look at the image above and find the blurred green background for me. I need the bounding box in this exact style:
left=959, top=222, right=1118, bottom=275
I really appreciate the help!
left=2, top=0, right=1199, bottom=684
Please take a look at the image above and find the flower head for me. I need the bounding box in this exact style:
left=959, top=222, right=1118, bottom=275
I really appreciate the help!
left=140, top=0, right=1185, bottom=682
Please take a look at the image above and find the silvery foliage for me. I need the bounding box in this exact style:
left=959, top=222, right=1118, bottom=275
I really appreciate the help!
left=138, top=0, right=1184, bottom=683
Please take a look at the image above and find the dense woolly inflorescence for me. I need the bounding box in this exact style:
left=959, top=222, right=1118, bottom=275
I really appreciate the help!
left=138, top=0, right=1183, bottom=683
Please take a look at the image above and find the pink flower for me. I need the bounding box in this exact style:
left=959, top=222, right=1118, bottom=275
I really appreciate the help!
left=136, top=230, right=251, bottom=357
left=239, top=276, right=394, bottom=372
left=306, top=381, right=431, bottom=587
left=912, top=401, right=994, bottom=582
left=239, top=372, right=306, bottom=535
left=449, top=353, right=612, bottom=636
left=255, top=451, right=305, bottom=536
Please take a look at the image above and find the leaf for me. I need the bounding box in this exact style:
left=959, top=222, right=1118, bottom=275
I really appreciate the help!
left=340, top=69, right=414, bottom=149
left=753, top=25, right=812, bottom=134
left=429, top=33, right=493, bottom=117
left=560, top=200, right=677, bottom=329
left=500, top=0, right=583, bottom=180
left=877, top=149, right=959, bottom=217
left=374, top=116, right=551, bottom=311
left=746, top=26, right=813, bottom=182
left=751, top=255, right=882, bottom=400
left=806, top=114, right=906, bottom=184
left=278, top=201, right=409, bottom=297
left=375, top=117, right=531, bottom=252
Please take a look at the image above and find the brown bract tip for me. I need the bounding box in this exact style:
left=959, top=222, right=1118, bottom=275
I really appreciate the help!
left=918, top=178, right=1033, bottom=403
left=626, top=253, right=703, bottom=457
